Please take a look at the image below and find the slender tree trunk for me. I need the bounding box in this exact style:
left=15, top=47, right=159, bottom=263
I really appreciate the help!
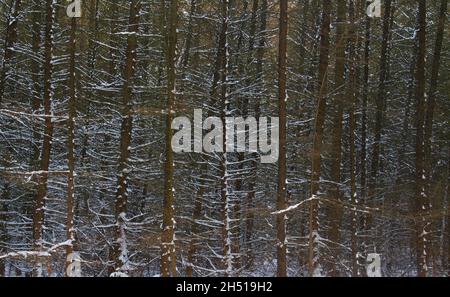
left=184, top=0, right=200, bottom=278
left=244, top=0, right=267, bottom=271
left=308, top=0, right=331, bottom=277
left=358, top=3, right=371, bottom=277
left=65, top=14, right=77, bottom=277
left=113, top=0, right=141, bottom=274
left=276, top=0, right=288, bottom=278
left=161, top=0, right=178, bottom=277
left=347, top=0, right=358, bottom=277
left=32, top=0, right=55, bottom=277
left=423, top=1, right=447, bottom=275
left=235, top=0, right=260, bottom=273
left=218, top=0, right=233, bottom=277
left=30, top=0, right=42, bottom=179
left=414, top=0, right=431, bottom=277
left=367, top=0, right=392, bottom=252
left=231, top=1, right=250, bottom=273
left=327, top=0, right=347, bottom=276
left=79, top=0, right=100, bottom=222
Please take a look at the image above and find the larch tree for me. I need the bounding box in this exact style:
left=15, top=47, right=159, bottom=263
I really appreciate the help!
left=64, top=3, right=78, bottom=277
left=276, top=0, right=288, bottom=278
left=414, top=0, right=431, bottom=277
left=113, top=0, right=141, bottom=275
left=161, top=0, right=178, bottom=277
left=218, top=0, right=232, bottom=277
left=358, top=0, right=371, bottom=277
left=308, top=0, right=331, bottom=277
left=367, top=0, right=392, bottom=254
left=327, top=0, right=347, bottom=276
left=32, top=0, right=56, bottom=276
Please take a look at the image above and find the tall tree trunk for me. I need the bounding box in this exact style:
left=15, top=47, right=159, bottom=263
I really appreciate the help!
left=276, top=0, right=288, bottom=278
left=327, top=0, right=347, bottom=276
left=65, top=13, right=77, bottom=277
left=244, top=0, right=267, bottom=271
left=218, top=0, right=233, bottom=277
left=237, top=0, right=260, bottom=273
left=113, top=0, right=141, bottom=274
left=184, top=0, right=200, bottom=278
left=308, top=0, right=331, bottom=277
left=32, top=0, right=55, bottom=277
left=347, top=0, right=358, bottom=277
left=358, top=2, right=371, bottom=277
left=161, top=0, right=178, bottom=277
left=231, top=1, right=249, bottom=274
left=367, top=0, right=392, bottom=253
left=30, top=0, right=42, bottom=182
left=414, top=0, right=431, bottom=277
left=424, top=1, right=447, bottom=275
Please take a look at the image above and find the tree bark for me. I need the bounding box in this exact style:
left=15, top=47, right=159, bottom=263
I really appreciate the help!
left=424, top=2, right=447, bottom=274
left=218, top=0, right=233, bottom=277
left=30, top=0, right=42, bottom=179
left=276, top=0, right=288, bottom=278
left=308, top=0, right=331, bottom=277
left=113, top=0, right=141, bottom=274
left=358, top=2, right=371, bottom=277
left=32, top=0, right=55, bottom=277
left=161, top=0, right=178, bottom=277
left=347, top=0, right=358, bottom=277
left=244, top=0, right=267, bottom=271
left=327, top=0, right=347, bottom=276
left=367, top=0, right=392, bottom=252
left=414, top=0, right=431, bottom=277
left=65, top=13, right=77, bottom=277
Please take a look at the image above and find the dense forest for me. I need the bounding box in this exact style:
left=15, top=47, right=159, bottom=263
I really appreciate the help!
left=0, top=0, right=448, bottom=277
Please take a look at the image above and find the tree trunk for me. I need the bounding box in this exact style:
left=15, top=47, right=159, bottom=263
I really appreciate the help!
left=347, top=0, right=357, bottom=277
left=308, top=0, right=331, bottom=277
left=218, top=0, right=233, bottom=277
left=30, top=0, right=42, bottom=181
left=113, top=0, right=141, bottom=274
left=423, top=1, right=447, bottom=275
left=367, top=0, right=392, bottom=252
left=32, top=0, right=55, bottom=277
left=276, top=0, right=288, bottom=278
left=161, top=0, right=178, bottom=277
left=414, top=0, right=431, bottom=277
left=65, top=14, right=77, bottom=277
left=244, top=0, right=267, bottom=271
left=327, top=0, right=347, bottom=276
left=358, top=2, right=371, bottom=277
